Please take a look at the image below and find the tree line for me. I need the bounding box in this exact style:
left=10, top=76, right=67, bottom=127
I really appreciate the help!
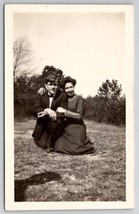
left=14, top=72, right=125, bottom=126
left=84, top=80, right=125, bottom=125
left=14, top=37, right=125, bottom=125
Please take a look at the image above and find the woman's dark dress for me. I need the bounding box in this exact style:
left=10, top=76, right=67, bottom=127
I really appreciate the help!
left=55, top=95, right=95, bottom=155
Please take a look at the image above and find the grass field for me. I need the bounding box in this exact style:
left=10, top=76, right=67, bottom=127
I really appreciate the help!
left=14, top=119, right=126, bottom=202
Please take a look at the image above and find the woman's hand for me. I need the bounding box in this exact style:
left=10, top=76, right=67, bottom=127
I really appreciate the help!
left=56, top=107, right=66, bottom=114
left=37, top=87, right=45, bottom=95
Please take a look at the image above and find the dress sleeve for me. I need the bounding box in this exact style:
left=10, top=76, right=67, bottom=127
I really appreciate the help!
left=76, top=96, right=85, bottom=115
left=65, top=96, right=84, bottom=119
left=65, top=110, right=81, bottom=119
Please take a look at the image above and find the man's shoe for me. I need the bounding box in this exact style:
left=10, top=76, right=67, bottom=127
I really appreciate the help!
left=46, top=147, right=54, bottom=153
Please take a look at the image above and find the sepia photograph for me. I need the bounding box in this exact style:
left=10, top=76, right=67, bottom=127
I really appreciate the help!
left=5, top=4, right=134, bottom=210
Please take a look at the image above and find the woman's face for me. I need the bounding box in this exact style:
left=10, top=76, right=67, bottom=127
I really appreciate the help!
left=64, top=82, right=75, bottom=97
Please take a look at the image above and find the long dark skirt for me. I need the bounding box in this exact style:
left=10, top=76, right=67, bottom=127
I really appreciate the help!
left=55, top=121, right=95, bottom=155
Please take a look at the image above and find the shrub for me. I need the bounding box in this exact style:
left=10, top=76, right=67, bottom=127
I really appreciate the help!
left=84, top=95, right=125, bottom=125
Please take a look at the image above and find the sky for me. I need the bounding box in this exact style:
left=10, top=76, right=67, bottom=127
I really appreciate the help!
left=13, top=12, right=125, bottom=97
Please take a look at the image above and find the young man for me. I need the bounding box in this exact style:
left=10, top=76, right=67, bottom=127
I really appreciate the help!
left=32, top=73, right=68, bottom=153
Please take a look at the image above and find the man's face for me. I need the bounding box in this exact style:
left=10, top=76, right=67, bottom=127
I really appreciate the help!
left=45, top=81, right=58, bottom=95
left=65, top=82, right=75, bottom=97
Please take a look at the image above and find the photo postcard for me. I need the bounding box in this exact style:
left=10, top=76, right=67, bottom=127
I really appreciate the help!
left=4, top=4, right=134, bottom=211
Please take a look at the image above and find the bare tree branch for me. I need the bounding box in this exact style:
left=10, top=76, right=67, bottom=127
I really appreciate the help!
left=13, top=37, right=36, bottom=79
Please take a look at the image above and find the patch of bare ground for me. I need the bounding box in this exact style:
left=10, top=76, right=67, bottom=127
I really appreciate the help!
left=14, top=119, right=126, bottom=201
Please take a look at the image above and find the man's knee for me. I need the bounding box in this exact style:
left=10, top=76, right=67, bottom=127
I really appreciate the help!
left=49, top=118, right=63, bottom=129
left=37, top=115, right=51, bottom=125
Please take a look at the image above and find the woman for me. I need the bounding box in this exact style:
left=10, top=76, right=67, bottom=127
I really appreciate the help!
left=55, top=76, right=95, bottom=155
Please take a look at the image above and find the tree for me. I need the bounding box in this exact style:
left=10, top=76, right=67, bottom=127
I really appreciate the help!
left=14, top=65, right=65, bottom=119
left=13, top=37, right=35, bottom=79
left=94, top=79, right=125, bottom=125
left=97, top=79, right=122, bottom=99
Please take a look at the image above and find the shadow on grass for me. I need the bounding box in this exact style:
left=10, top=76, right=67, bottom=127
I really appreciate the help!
left=15, top=171, right=62, bottom=201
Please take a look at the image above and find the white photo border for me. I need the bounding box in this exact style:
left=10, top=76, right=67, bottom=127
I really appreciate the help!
left=5, top=4, right=134, bottom=211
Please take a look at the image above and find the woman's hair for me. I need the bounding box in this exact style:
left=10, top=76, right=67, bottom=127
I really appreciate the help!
left=62, top=76, right=77, bottom=88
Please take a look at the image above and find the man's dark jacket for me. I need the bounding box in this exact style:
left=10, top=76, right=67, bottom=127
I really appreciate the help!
left=32, top=88, right=68, bottom=143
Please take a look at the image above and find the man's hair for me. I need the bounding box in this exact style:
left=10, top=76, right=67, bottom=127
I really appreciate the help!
left=42, top=65, right=63, bottom=85
left=45, top=73, right=59, bottom=84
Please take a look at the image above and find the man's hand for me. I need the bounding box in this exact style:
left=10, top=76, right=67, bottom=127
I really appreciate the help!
left=37, top=111, right=47, bottom=118
left=37, top=108, right=57, bottom=121
left=44, top=108, right=57, bottom=121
